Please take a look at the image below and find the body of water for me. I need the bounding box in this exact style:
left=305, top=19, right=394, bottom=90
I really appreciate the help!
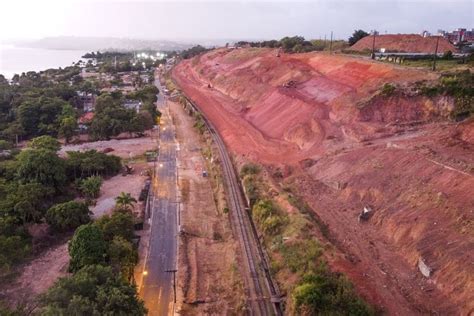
left=0, top=45, right=87, bottom=79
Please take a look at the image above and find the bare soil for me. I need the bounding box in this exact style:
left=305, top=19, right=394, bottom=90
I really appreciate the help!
left=170, top=100, right=245, bottom=314
left=172, top=48, right=474, bottom=314
left=350, top=34, right=457, bottom=54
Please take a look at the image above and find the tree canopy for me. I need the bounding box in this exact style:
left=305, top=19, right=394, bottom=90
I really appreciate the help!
left=41, top=265, right=146, bottom=316
left=68, top=224, right=107, bottom=272
left=46, top=201, right=91, bottom=232
left=348, top=29, right=370, bottom=46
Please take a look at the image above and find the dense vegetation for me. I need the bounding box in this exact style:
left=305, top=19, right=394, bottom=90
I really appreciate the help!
left=420, top=70, right=474, bottom=120
left=180, top=45, right=211, bottom=59
left=0, top=136, right=121, bottom=273
left=0, top=70, right=80, bottom=144
left=0, top=51, right=156, bottom=314
left=41, top=202, right=144, bottom=314
left=89, top=85, right=160, bottom=140
left=239, top=164, right=374, bottom=315
left=41, top=264, right=145, bottom=315
left=348, top=29, right=370, bottom=46
left=236, top=36, right=349, bottom=53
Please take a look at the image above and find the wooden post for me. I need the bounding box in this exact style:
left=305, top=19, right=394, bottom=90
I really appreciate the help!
left=371, top=31, right=377, bottom=59
left=432, top=36, right=440, bottom=71
left=329, top=31, right=333, bottom=53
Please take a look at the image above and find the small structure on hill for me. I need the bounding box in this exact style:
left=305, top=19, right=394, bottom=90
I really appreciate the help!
left=359, top=206, right=373, bottom=222
left=418, top=257, right=433, bottom=278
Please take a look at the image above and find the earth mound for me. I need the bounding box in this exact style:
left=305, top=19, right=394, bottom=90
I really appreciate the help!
left=350, top=34, right=457, bottom=53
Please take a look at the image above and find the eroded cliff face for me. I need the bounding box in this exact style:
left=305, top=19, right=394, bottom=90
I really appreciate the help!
left=173, top=48, right=473, bottom=314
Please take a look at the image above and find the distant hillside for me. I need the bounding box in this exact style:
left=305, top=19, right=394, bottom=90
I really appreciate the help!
left=14, top=36, right=196, bottom=52
left=351, top=34, right=457, bottom=53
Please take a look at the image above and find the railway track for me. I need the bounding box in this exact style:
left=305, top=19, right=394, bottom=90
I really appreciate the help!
left=179, top=94, right=283, bottom=316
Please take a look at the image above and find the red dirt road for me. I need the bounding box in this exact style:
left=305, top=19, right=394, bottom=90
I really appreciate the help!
left=172, top=48, right=473, bottom=314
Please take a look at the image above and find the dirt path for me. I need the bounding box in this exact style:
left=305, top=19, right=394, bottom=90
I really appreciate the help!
left=170, top=100, right=245, bottom=314
left=1, top=242, right=69, bottom=308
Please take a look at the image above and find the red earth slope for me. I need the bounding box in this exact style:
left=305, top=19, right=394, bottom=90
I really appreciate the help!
left=172, top=48, right=473, bottom=314
left=351, top=34, right=457, bottom=54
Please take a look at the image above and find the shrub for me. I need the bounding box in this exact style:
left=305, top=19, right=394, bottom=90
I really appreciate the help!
left=0, top=234, right=30, bottom=271
left=380, top=83, right=396, bottom=96
left=79, top=176, right=103, bottom=200
left=41, top=265, right=146, bottom=315
left=68, top=224, right=107, bottom=272
left=108, top=236, right=138, bottom=281
left=240, top=163, right=260, bottom=178
left=46, top=201, right=91, bottom=231
left=293, top=271, right=374, bottom=315
left=93, top=210, right=135, bottom=242
left=279, top=239, right=322, bottom=273
left=243, top=175, right=260, bottom=206
left=252, top=199, right=287, bottom=236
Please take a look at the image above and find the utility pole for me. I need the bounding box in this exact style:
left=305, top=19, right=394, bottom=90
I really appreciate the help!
left=329, top=31, right=333, bottom=53
left=165, top=269, right=177, bottom=303
left=432, top=36, right=440, bottom=71
left=371, top=30, right=377, bottom=59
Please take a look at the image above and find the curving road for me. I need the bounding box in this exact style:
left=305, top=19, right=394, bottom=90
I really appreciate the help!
left=139, top=76, right=178, bottom=316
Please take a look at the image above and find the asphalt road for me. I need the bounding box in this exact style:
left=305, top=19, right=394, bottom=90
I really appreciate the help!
left=139, top=77, right=178, bottom=316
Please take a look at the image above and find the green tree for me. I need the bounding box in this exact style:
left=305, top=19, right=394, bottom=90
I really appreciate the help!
left=0, top=234, right=30, bottom=271
left=41, top=265, right=146, bottom=316
left=59, top=116, right=78, bottom=144
left=66, top=150, right=121, bottom=179
left=115, top=192, right=137, bottom=209
left=16, top=148, right=66, bottom=191
left=46, top=201, right=91, bottom=231
left=108, top=236, right=138, bottom=281
left=94, top=210, right=135, bottom=242
left=17, top=97, right=69, bottom=137
left=68, top=224, right=106, bottom=272
left=3, top=182, right=54, bottom=224
left=349, top=29, right=370, bottom=46
left=28, top=135, right=61, bottom=152
left=79, top=176, right=103, bottom=200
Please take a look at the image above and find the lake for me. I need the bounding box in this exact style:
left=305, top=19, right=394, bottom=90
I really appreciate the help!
left=0, top=45, right=87, bottom=79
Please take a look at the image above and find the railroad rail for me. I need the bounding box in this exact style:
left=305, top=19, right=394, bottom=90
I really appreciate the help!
left=178, top=93, right=283, bottom=316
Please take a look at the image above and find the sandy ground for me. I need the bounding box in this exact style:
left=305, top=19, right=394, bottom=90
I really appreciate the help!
left=2, top=135, right=157, bottom=309
left=169, top=100, right=245, bottom=314
left=60, top=133, right=157, bottom=159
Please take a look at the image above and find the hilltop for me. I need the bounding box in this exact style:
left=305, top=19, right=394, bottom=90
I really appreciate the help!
left=350, top=34, right=457, bottom=53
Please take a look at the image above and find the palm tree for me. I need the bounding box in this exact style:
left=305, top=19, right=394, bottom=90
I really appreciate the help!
left=115, top=192, right=137, bottom=208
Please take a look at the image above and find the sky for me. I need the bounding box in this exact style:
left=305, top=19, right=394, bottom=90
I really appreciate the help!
left=1, top=0, right=473, bottom=42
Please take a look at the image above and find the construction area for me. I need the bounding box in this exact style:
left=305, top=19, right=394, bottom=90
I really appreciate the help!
left=171, top=47, right=474, bottom=314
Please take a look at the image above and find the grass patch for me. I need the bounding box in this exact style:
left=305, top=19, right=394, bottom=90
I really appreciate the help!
left=193, top=113, right=206, bottom=134
left=239, top=163, right=261, bottom=178
left=380, top=83, right=396, bottom=96
left=252, top=199, right=287, bottom=236
left=416, top=70, right=474, bottom=120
